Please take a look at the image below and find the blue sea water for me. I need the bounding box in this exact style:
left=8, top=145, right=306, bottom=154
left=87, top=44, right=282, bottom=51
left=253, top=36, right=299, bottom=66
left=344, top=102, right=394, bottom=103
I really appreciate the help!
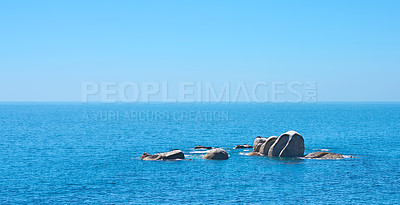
left=0, top=102, right=399, bottom=204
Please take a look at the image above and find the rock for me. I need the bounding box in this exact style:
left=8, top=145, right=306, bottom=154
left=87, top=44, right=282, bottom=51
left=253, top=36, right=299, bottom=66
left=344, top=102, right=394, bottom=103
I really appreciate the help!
left=140, top=152, right=159, bottom=160
left=259, top=136, right=278, bottom=155
left=268, top=131, right=305, bottom=157
left=233, top=144, right=253, bottom=149
left=194, top=145, right=213, bottom=150
left=202, top=148, right=229, bottom=160
left=252, top=136, right=268, bottom=152
left=140, top=149, right=185, bottom=161
left=246, top=152, right=262, bottom=156
left=305, top=152, right=345, bottom=159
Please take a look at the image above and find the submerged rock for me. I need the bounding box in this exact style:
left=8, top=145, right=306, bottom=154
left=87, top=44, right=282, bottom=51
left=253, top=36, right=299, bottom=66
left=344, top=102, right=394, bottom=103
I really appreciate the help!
left=233, top=144, right=253, bottom=149
left=202, top=148, right=229, bottom=160
left=268, top=131, right=305, bottom=157
left=246, top=152, right=262, bottom=156
left=252, top=136, right=268, bottom=152
left=194, top=145, right=213, bottom=150
left=259, top=136, right=278, bottom=155
left=305, top=152, right=345, bottom=159
left=140, top=149, right=185, bottom=161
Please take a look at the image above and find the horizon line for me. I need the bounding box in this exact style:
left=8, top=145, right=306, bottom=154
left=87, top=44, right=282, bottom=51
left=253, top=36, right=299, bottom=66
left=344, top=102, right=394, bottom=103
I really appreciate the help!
left=0, top=100, right=399, bottom=103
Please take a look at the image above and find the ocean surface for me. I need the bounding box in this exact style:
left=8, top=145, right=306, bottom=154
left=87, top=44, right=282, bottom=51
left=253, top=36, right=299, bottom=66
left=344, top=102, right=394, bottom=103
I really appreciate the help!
left=0, top=102, right=399, bottom=204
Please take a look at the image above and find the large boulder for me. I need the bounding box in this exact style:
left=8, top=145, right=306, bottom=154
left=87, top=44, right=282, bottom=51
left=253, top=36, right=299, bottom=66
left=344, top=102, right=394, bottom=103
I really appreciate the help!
left=252, top=136, right=268, bottom=152
left=233, top=144, right=253, bottom=149
left=259, top=136, right=278, bottom=155
left=202, top=148, right=229, bottom=160
left=305, top=152, right=344, bottom=159
left=268, top=131, right=305, bottom=157
left=140, top=149, right=185, bottom=161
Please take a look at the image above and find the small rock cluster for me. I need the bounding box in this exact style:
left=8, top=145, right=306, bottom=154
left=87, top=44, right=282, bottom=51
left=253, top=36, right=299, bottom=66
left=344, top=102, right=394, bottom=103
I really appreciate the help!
left=140, top=130, right=352, bottom=161
left=141, top=146, right=229, bottom=161
left=249, top=130, right=305, bottom=157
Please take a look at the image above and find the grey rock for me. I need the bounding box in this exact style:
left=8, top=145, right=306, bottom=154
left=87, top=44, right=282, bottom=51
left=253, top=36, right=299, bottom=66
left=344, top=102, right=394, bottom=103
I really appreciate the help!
left=252, top=136, right=268, bottom=152
left=140, top=149, right=185, bottom=161
left=247, top=152, right=262, bottom=156
left=268, top=131, right=305, bottom=157
left=202, top=148, right=229, bottom=160
left=305, top=152, right=345, bottom=159
left=259, top=136, right=278, bottom=155
left=233, top=144, right=253, bottom=149
left=194, top=145, right=213, bottom=150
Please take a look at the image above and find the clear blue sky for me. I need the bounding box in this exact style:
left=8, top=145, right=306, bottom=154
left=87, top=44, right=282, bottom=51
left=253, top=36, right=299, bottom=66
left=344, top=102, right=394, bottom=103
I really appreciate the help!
left=0, top=0, right=399, bottom=101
